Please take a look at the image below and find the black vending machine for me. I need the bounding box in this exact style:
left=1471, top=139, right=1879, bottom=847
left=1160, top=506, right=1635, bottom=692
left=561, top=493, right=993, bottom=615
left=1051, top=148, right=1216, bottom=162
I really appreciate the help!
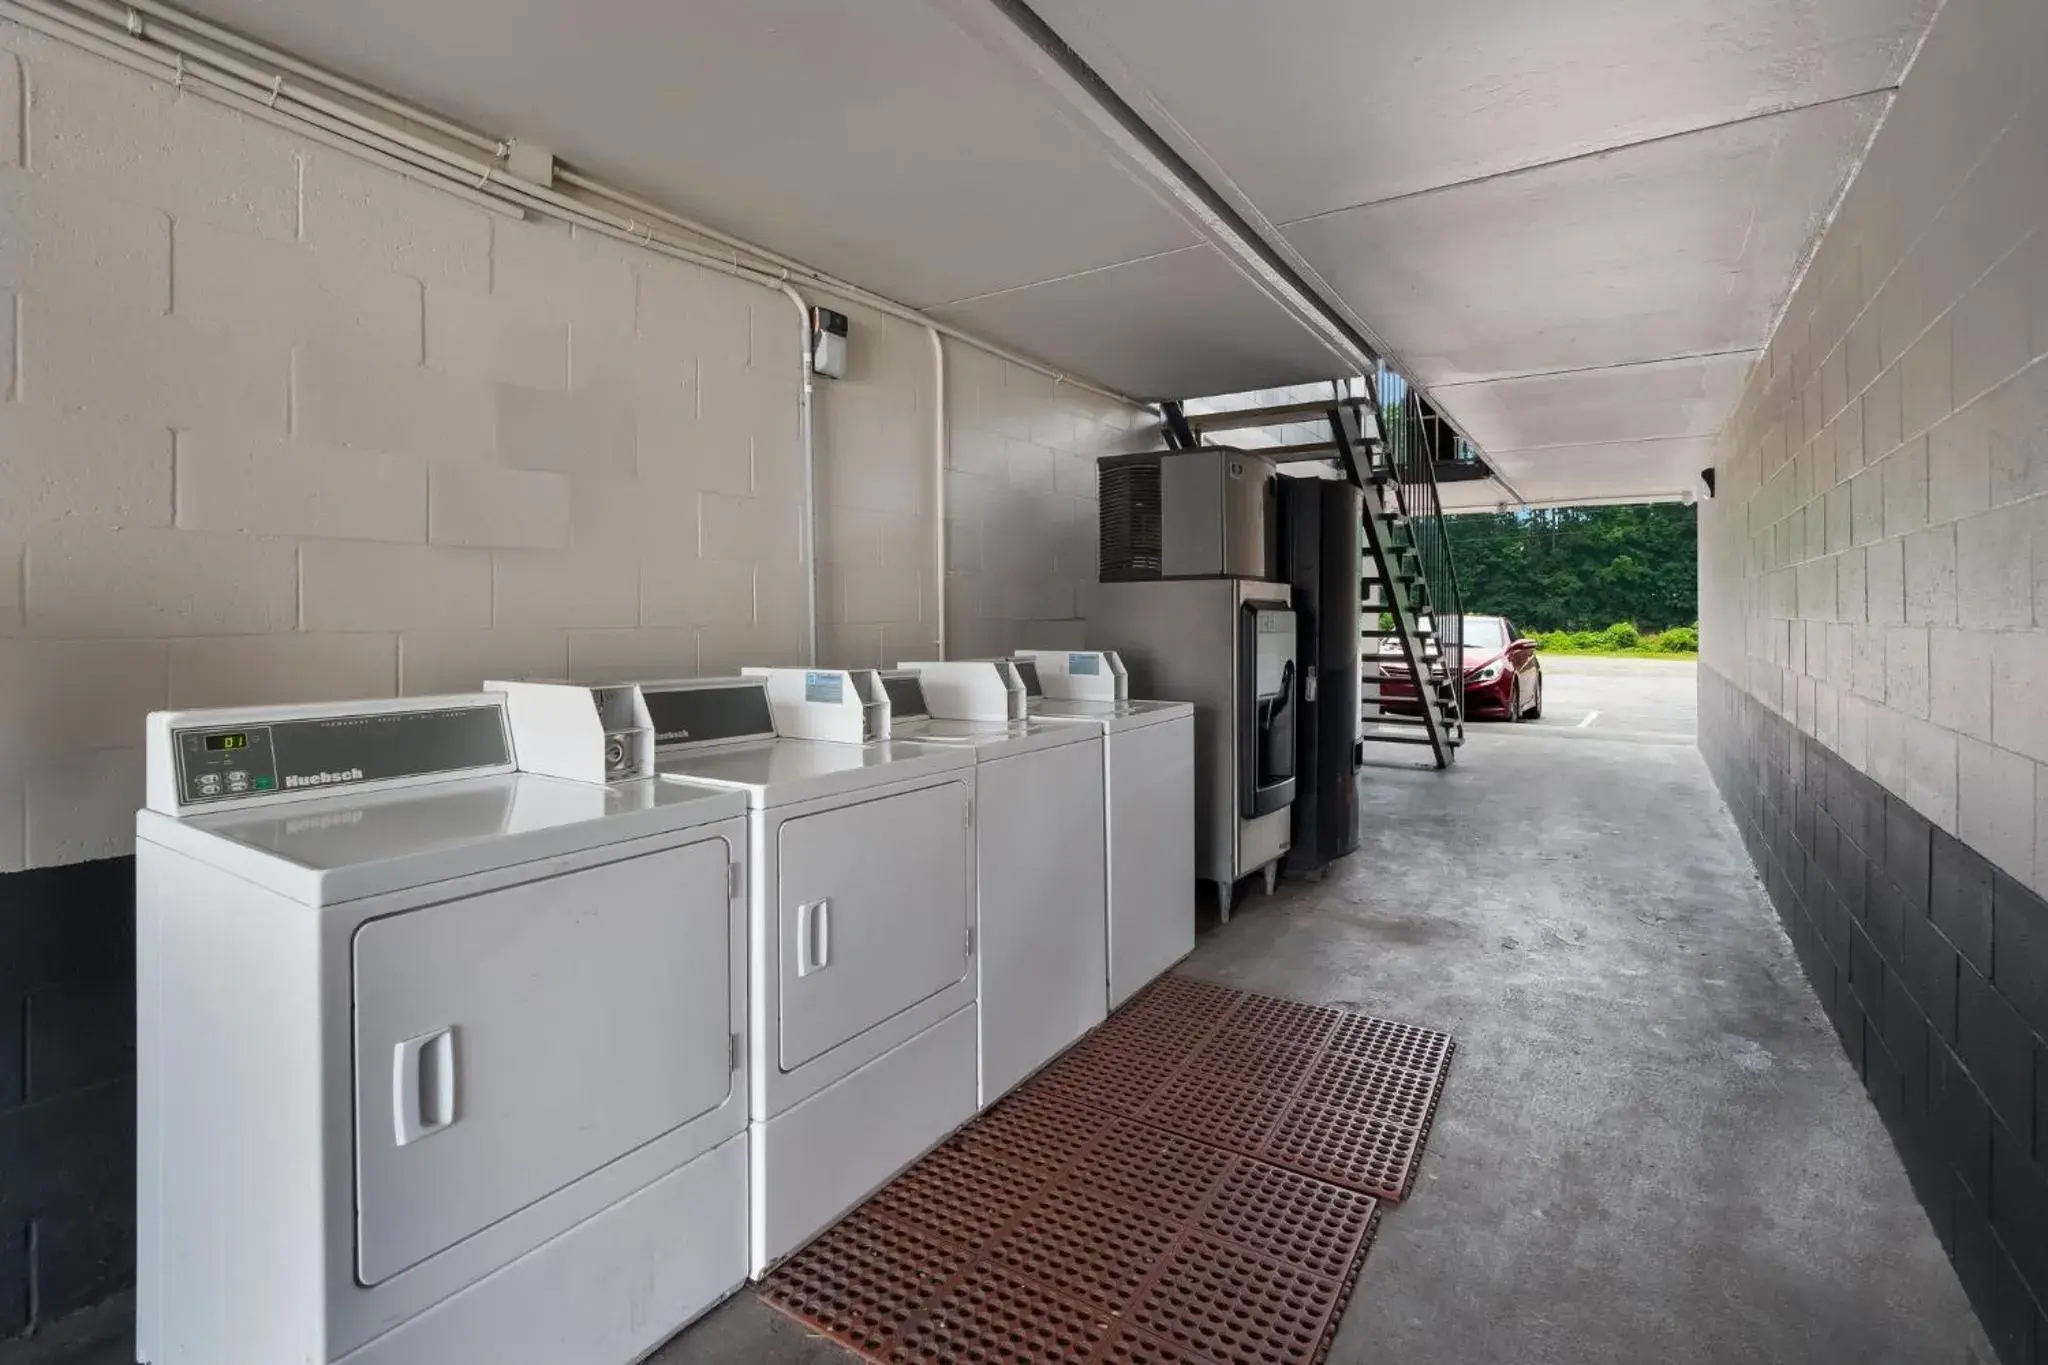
left=1278, top=477, right=1363, bottom=876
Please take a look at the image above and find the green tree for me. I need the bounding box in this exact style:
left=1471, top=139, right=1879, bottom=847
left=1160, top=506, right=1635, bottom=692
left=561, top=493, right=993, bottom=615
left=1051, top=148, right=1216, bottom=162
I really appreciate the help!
left=1444, top=503, right=1697, bottom=632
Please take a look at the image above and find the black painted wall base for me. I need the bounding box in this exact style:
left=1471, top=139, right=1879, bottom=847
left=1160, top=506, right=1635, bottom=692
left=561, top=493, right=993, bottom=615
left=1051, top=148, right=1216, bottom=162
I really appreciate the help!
left=0, top=858, right=136, bottom=1341
left=1701, top=666, right=2048, bottom=1363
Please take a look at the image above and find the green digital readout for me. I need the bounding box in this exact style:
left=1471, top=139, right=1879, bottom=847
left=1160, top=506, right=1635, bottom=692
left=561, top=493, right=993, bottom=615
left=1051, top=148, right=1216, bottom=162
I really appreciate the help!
left=204, top=732, right=249, bottom=752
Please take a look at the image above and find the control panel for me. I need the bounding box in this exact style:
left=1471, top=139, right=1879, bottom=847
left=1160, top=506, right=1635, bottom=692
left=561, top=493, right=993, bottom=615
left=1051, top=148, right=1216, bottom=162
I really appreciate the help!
left=170, top=705, right=512, bottom=809
left=643, top=682, right=777, bottom=750
left=176, top=725, right=280, bottom=803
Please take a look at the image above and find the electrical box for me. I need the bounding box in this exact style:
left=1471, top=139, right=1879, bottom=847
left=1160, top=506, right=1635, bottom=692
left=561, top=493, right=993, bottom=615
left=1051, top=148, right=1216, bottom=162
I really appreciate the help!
left=810, top=307, right=848, bottom=379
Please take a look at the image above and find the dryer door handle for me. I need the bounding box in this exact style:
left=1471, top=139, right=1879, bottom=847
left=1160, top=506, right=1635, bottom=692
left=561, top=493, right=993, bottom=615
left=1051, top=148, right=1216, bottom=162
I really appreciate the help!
left=393, top=1026, right=457, bottom=1147
left=797, top=898, right=833, bottom=976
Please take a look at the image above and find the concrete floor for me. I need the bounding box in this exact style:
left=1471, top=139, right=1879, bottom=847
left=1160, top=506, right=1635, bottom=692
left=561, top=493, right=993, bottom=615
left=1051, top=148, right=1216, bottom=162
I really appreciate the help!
left=11, top=658, right=1990, bottom=1365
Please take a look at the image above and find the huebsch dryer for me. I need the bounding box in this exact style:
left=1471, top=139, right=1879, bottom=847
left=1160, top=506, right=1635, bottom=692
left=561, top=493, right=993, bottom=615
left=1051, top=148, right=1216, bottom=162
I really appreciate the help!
left=135, top=690, right=749, bottom=1365
left=636, top=671, right=978, bottom=1276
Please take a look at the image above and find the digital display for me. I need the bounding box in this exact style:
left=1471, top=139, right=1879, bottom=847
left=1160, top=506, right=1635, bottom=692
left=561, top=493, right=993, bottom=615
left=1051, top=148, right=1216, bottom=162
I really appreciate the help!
left=205, top=733, right=249, bottom=752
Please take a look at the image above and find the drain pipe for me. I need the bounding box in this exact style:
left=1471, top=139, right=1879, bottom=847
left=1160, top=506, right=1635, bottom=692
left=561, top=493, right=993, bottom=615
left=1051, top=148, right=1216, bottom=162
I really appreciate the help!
left=929, top=327, right=947, bottom=659
left=786, top=287, right=819, bottom=667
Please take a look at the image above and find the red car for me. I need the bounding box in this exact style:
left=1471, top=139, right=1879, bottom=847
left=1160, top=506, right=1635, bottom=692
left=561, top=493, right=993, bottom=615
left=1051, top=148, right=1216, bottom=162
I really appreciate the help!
left=1375, top=614, right=1544, bottom=721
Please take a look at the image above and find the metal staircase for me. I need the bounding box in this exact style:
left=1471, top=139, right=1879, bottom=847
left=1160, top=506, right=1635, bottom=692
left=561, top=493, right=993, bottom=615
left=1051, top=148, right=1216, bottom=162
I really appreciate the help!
left=1332, top=402, right=1464, bottom=768
left=1168, top=371, right=1468, bottom=770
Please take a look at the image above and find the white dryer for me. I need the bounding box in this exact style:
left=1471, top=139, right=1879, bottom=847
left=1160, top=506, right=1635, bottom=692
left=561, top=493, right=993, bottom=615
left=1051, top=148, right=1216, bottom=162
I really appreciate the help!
left=636, top=672, right=978, bottom=1277
left=1017, top=650, right=1198, bottom=1009
left=887, top=661, right=1108, bottom=1107
left=135, top=692, right=751, bottom=1365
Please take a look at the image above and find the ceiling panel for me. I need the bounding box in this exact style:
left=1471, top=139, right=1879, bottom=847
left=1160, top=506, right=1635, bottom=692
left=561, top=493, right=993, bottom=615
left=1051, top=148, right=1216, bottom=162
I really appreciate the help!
left=929, top=246, right=1347, bottom=399
left=1488, top=437, right=1718, bottom=503
left=1030, top=0, right=1934, bottom=223
left=174, top=0, right=1200, bottom=308
left=1434, top=352, right=1757, bottom=452
left=1284, top=97, right=1884, bottom=387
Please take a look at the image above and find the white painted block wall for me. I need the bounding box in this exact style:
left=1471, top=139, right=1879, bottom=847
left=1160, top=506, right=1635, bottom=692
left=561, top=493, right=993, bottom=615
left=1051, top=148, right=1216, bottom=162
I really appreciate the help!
left=1699, top=0, right=2048, bottom=894
left=0, top=22, right=1154, bottom=870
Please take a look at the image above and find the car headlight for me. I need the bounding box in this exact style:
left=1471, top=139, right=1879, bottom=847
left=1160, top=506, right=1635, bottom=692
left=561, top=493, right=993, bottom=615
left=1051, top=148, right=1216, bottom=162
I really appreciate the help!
left=1470, top=661, right=1505, bottom=683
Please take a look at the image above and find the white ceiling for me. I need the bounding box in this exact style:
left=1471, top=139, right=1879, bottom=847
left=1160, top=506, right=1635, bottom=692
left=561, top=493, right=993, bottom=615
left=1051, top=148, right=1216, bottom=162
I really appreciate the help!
left=169, top=0, right=1939, bottom=499
left=1031, top=0, right=1936, bottom=500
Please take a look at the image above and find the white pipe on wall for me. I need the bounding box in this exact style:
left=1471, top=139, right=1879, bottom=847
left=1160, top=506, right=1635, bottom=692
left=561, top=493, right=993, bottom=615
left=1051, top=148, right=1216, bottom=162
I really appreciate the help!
left=559, top=172, right=1142, bottom=413
left=788, top=287, right=819, bottom=667
left=24, top=0, right=1147, bottom=414
left=929, top=327, right=947, bottom=660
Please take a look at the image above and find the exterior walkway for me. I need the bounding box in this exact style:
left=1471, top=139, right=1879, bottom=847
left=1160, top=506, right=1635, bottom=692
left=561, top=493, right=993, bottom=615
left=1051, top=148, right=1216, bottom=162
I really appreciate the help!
left=660, top=657, right=1986, bottom=1363
left=9, top=661, right=1986, bottom=1365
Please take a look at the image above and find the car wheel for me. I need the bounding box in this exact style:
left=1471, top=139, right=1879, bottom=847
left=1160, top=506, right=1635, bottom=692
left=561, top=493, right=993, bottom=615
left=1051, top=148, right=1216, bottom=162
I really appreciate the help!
left=1507, top=679, right=1524, bottom=722
left=1526, top=676, right=1543, bottom=720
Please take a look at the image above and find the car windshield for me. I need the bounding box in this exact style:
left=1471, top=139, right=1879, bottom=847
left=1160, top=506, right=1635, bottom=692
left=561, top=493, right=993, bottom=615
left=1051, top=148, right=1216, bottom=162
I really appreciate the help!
left=1460, top=617, right=1508, bottom=651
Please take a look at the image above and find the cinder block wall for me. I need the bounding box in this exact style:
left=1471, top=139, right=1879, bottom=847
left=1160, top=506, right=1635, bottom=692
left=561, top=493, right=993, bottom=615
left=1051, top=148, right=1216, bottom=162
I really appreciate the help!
left=1697, top=0, right=2048, bottom=1356
left=0, top=21, right=1149, bottom=1336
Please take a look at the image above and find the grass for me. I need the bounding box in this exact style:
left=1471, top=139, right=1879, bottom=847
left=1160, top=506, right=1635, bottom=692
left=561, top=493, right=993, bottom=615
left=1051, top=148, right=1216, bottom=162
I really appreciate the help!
left=1535, top=646, right=1698, bottom=660
left=1528, top=622, right=1698, bottom=658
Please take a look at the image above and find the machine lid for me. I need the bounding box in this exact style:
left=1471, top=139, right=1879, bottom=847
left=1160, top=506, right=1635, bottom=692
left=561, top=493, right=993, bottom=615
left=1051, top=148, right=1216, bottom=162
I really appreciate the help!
left=889, top=715, right=1096, bottom=757
left=655, top=735, right=973, bottom=806
left=1029, top=698, right=1194, bottom=731
left=135, top=772, right=744, bottom=906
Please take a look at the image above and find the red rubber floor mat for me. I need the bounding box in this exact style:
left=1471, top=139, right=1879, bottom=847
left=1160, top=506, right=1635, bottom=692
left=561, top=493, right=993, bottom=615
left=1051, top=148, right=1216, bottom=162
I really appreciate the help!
left=759, top=977, right=1454, bottom=1364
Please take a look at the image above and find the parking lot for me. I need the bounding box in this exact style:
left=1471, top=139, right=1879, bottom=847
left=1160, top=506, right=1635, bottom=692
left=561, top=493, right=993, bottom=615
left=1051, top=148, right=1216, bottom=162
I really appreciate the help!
left=1481, top=654, right=1697, bottom=744
left=1366, top=652, right=1697, bottom=752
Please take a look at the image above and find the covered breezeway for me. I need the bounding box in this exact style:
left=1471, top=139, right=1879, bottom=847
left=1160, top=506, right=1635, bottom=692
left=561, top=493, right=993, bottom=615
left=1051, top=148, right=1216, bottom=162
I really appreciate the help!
left=654, top=660, right=1986, bottom=1364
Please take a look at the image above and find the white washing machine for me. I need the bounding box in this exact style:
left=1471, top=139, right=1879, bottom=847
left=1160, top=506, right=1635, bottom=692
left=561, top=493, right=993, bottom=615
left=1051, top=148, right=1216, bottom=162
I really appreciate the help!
left=887, top=661, right=1107, bottom=1106
left=636, top=671, right=978, bottom=1277
left=135, top=691, right=751, bottom=1365
left=1017, top=650, right=1198, bottom=1009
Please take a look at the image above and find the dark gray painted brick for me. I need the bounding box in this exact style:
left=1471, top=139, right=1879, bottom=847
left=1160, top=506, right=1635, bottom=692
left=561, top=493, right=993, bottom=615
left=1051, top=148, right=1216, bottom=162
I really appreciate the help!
left=1837, top=830, right=1869, bottom=922
left=1867, top=870, right=1905, bottom=964
left=1956, top=1184, right=2040, bottom=1365
left=1938, top=1042, right=1996, bottom=1207
left=0, top=858, right=138, bottom=1338
left=1832, top=990, right=1866, bottom=1072
left=1851, top=919, right=1887, bottom=1026
left=1865, top=1019, right=1905, bottom=1129
left=27, top=1201, right=133, bottom=1327
left=1934, top=830, right=1997, bottom=976
left=1887, top=794, right=1933, bottom=914
left=1960, top=962, right=2038, bottom=1149
left=24, top=977, right=134, bottom=1104
left=0, top=1218, right=24, bottom=1338
left=1900, top=908, right=1961, bottom=1041
left=1813, top=806, right=1840, bottom=882
left=0, top=997, right=21, bottom=1116
left=2037, top=1047, right=2048, bottom=1166
left=0, top=1079, right=135, bottom=1330
left=1818, top=886, right=1853, bottom=969
left=1992, top=1120, right=2048, bottom=1300
left=1899, top=1100, right=1956, bottom=1253
left=1997, top=873, right=2048, bottom=1039
left=0, top=861, right=134, bottom=997
left=1883, top=973, right=1931, bottom=1109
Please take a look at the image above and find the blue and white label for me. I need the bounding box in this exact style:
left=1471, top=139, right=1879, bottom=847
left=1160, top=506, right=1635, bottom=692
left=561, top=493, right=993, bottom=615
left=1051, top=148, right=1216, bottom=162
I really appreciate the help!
left=804, top=671, right=844, bottom=704
left=1069, top=653, right=1100, bottom=675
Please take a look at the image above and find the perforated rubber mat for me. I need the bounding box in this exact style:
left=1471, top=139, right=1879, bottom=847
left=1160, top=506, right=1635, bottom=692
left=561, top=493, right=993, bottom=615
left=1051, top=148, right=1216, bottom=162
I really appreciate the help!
left=760, top=976, right=1454, bottom=1364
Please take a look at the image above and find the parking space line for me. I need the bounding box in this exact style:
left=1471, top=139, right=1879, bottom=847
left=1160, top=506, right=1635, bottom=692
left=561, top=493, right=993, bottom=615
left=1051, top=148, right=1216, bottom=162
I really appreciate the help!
left=1577, top=710, right=1600, bottom=729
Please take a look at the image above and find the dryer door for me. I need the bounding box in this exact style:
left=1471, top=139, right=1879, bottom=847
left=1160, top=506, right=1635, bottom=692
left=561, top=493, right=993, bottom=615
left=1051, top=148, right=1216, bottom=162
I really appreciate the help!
left=352, top=835, right=734, bottom=1285
left=777, top=780, right=973, bottom=1072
